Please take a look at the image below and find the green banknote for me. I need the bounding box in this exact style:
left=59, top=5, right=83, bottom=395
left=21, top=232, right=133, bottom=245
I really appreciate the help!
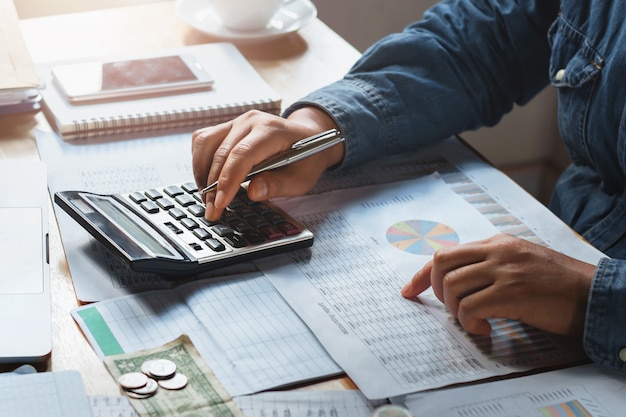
left=104, top=334, right=245, bottom=417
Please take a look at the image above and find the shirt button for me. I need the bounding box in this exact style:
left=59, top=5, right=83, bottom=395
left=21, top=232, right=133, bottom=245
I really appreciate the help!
left=619, top=347, right=626, bottom=363
left=555, top=68, right=566, bottom=81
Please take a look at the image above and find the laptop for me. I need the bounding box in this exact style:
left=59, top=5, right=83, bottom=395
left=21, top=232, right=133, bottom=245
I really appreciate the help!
left=0, top=161, right=51, bottom=363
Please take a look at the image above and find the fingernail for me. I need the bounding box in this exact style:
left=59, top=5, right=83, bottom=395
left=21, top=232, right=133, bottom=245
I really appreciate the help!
left=205, top=200, right=216, bottom=220
left=400, top=283, right=411, bottom=297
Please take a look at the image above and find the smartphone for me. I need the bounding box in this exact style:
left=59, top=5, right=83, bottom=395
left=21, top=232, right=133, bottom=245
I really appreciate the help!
left=51, top=54, right=214, bottom=103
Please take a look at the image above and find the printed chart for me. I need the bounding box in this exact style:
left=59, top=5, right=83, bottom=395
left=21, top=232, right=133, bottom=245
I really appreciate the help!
left=386, top=220, right=459, bottom=255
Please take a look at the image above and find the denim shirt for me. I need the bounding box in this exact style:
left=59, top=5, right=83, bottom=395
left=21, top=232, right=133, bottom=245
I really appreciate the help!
left=285, top=0, right=626, bottom=370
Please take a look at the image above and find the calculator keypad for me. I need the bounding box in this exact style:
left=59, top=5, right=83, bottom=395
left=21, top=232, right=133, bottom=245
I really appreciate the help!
left=120, top=182, right=304, bottom=262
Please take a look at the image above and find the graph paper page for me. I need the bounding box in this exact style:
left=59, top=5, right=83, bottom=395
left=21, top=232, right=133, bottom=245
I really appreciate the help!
left=404, top=364, right=626, bottom=417
left=72, top=271, right=341, bottom=397
left=260, top=174, right=593, bottom=399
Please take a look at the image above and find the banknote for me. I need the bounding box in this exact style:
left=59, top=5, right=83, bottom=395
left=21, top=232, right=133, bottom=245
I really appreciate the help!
left=104, top=334, right=245, bottom=417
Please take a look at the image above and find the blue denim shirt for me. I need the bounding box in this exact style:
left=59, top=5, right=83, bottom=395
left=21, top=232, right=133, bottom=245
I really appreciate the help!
left=285, top=0, right=626, bottom=370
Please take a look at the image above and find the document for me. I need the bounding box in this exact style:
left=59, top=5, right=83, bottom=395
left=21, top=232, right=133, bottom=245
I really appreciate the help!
left=71, top=271, right=341, bottom=397
left=234, top=390, right=381, bottom=417
left=257, top=173, right=605, bottom=399
left=402, top=364, right=626, bottom=416
left=0, top=370, right=93, bottom=417
left=90, top=390, right=381, bottom=417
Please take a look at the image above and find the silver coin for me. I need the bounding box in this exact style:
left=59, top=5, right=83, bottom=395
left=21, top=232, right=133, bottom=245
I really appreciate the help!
left=157, top=372, right=188, bottom=390
left=127, top=377, right=159, bottom=396
left=140, top=360, right=156, bottom=376
left=118, top=372, right=149, bottom=390
left=125, top=389, right=156, bottom=400
left=147, top=359, right=177, bottom=379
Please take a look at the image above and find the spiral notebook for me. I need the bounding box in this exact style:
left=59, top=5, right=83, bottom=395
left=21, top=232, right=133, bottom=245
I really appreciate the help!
left=38, top=43, right=281, bottom=141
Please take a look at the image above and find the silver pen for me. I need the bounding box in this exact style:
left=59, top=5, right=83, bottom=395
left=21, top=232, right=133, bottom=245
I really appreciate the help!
left=199, top=129, right=345, bottom=195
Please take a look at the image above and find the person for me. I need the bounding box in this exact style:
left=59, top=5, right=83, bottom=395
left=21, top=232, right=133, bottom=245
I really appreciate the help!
left=191, top=0, right=626, bottom=371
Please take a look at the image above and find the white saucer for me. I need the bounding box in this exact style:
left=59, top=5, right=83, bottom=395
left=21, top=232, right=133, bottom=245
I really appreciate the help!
left=176, top=0, right=317, bottom=43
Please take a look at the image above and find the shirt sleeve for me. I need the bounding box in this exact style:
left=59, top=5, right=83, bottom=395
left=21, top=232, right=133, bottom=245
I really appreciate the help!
left=584, top=258, right=626, bottom=370
left=284, top=0, right=559, bottom=170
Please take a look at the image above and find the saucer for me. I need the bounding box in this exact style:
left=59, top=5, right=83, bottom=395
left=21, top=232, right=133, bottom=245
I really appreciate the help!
left=176, top=0, right=317, bottom=44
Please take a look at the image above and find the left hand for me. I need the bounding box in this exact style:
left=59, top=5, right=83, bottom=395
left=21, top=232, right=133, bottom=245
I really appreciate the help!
left=400, top=233, right=596, bottom=336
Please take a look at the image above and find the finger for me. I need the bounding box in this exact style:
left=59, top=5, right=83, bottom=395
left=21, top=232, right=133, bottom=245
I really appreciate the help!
left=191, top=123, right=232, bottom=191
left=455, top=288, right=501, bottom=335
left=401, top=260, right=433, bottom=298
left=429, top=240, right=491, bottom=301
left=212, top=125, right=292, bottom=210
left=440, top=261, right=494, bottom=317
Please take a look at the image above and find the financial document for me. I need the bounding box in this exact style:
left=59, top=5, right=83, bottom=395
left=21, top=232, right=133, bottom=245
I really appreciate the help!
left=258, top=173, right=604, bottom=399
left=71, top=271, right=341, bottom=397
left=403, top=364, right=626, bottom=417
left=89, top=391, right=380, bottom=417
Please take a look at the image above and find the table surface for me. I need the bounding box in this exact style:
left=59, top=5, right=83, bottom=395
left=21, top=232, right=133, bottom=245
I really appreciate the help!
left=1, top=0, right=361, bottom=395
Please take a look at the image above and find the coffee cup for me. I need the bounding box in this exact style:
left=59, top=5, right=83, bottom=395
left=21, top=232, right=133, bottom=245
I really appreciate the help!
left=209, top=0, right=286, bottom=32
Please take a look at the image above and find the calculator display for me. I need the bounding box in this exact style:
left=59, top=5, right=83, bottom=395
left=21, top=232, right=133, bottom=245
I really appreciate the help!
left=82, top=194, right=179, bottom=259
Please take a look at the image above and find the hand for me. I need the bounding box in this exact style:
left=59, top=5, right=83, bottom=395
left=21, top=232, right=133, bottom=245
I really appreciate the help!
left=191, top=107, right=343, bottom=220
left=401, top=233, right=596, bottom=337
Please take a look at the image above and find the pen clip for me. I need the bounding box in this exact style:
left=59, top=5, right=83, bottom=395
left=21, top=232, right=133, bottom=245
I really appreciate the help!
left=291, top=130, right=338, bottom=149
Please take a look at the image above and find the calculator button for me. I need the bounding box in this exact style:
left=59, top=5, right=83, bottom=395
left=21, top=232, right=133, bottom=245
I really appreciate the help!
left=164, top=222, right=183, bottom=234
left=140, top=201, right=159, bottom=214
left=129, top=192, right=147, bottom=203
left=199, top=217, right=220, bottom=227
left=193, top=228, right=212, bottom=240
left=163, top=186, right=184, bottom=197
left=237, top=206, right=256, bottom=219
left=187, top=204, right=205, bottom=217
left=259, top=225, right=284, bottom=240
left=175, top=194, right=196, bottom=207
left=220, top=210, right=239, bottom=224
left=264, top=212, right=287, bottom=225
left=180, top=218, right=199, bottom=230
left=227, top=198, right=245, bottom=210
left=223, top=234, right=247, bottom=248
left=157, top=198, right=175, bottom=210
left=181, top=182, right=198, bottom=193
left=230, top=220, right=253, bottom=234
left=145, top=189, right=163, bottom=200
left=242, top=230, right=265, bottom=244
left=206, top=238, right=226, bottom=252
left=248, top=216, right=270, bottom=229
left=252, top=203, right=273, bottom=216
left=168, top=208, right=187, bottom=220
left=278, top=222, right=302, bottom=236
left=211, top=224, right=234, bottom=237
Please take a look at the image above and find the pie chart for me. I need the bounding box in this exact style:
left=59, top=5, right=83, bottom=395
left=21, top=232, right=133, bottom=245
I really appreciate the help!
left=386, top=220, right=459, bottom=255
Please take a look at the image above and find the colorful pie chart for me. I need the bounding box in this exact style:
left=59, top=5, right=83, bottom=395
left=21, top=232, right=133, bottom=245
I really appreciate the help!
left=386, top=220, right=459, bottom=255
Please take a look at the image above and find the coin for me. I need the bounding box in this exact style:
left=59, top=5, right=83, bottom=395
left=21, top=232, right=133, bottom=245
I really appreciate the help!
left=127, top=377, right=159, bottom=396
left=147, top=358, right=177, bottom=379
left=118, top=372, right=149, bottom=390
left=157, top=372, right=188, bottom=390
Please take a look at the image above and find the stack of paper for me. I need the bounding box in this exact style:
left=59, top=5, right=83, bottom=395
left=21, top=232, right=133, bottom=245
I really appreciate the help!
left=0, top=0, right=41, bottom=114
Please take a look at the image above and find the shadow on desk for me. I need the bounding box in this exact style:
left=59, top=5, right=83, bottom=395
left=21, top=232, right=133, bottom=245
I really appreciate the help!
left=183, top=29, right=309, bottom=61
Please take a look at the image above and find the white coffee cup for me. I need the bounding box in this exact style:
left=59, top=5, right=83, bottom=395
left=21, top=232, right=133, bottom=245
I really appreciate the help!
left=209, top=0, right=286, bottom=32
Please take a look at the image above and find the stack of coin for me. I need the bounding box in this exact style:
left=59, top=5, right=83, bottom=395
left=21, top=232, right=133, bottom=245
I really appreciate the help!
left=117, top=358, right=188, bottom=399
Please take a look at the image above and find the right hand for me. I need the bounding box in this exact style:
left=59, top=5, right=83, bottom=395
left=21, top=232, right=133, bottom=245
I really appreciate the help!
left=191, top=107, right=344, bottom=220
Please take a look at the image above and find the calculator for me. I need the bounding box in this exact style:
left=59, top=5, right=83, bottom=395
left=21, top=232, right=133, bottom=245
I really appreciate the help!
left=54, top=182, right=313, bottom=276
